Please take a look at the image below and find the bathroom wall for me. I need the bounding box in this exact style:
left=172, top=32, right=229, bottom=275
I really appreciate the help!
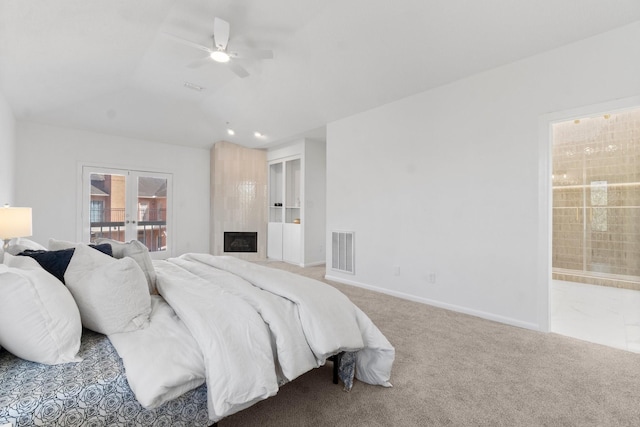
left=552, top=108, right=640, bottom=290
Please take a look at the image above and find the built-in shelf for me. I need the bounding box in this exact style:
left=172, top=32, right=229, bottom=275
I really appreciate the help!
left=266, top=140, right=326, bottom=266
left=268, top=156, right=302, bottom=262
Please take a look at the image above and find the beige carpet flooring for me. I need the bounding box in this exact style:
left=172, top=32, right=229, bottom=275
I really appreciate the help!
left=218, top=262, right=640, bottom=426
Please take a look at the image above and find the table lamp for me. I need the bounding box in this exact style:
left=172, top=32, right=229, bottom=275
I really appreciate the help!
left=0, top=205, right=33, bottom=250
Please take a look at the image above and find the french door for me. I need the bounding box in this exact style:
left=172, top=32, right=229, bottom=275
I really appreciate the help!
left=81, top=166, right=172, bottom=258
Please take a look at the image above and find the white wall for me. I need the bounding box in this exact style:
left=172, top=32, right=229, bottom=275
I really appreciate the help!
left=302, top=140, right=326, bottom=266
left=0, top=92, right=16, bottom=205
left=15, top=122, right=210, bottom=255
left=326, top=22, right=640, bottom=330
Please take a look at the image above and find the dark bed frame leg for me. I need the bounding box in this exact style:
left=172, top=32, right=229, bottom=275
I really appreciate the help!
left=330, top=352, right=344, bottom=384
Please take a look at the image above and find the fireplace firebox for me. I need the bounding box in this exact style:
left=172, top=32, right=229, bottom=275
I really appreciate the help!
left=224, top=232, right=258, bottom=253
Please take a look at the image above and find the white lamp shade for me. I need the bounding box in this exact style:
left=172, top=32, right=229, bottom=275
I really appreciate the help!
left=0, top=207, right=33, bottom=240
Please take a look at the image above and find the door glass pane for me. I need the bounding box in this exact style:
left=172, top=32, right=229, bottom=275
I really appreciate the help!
left=137, top=176, right=168, bottom=253
left=89, top=173, right=126, bottom=243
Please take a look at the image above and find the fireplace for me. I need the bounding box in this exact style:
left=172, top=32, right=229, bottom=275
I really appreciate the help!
left=224, top=232, right=258, bottom=253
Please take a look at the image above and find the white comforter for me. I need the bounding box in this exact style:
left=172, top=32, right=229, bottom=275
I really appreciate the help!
left=113, top=255, right=394, bottom=422
left=108, top=296, right=206, bottom=408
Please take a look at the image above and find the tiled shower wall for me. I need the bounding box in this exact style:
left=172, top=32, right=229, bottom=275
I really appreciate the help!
left=210, top=141, right=267, bottom=260
left=552, top=109, right=640, bottom=290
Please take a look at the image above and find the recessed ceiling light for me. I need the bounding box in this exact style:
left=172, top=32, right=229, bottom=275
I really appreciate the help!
left=183, top=81, right=204, bottom=91
left=227, top=129, right=235, bottom=135
left=211, top=50, right=230, bottom=63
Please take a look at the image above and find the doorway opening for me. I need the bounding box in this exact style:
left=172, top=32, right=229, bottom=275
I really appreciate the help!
left=550, top=107, right=640, bottom=352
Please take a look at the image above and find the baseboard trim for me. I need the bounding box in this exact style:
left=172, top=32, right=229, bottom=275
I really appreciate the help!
left=324, top=274, right=541, bottom=332
left=302, top=260, right=325, bottom=267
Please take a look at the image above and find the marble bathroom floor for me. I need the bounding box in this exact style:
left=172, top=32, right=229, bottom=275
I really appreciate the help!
left=551, top=280, right=640, bottom=353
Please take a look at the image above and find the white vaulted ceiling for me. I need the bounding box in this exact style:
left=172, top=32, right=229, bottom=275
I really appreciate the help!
left=1, top=0, right=639, bottom=149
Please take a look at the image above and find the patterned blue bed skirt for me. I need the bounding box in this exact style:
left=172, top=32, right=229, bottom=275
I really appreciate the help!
left=0, top=330, right=210, bottom=427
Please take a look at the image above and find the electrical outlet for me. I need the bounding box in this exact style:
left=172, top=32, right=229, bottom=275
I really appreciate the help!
left=428, top=272, right=436, bottom=284
left=393, top=265, right=400, bottom=276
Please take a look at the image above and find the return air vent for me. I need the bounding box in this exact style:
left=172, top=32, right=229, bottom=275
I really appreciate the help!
left=331, top=231, right=355, bottom=274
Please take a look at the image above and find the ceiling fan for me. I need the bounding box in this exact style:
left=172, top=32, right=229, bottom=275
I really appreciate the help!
left=166, top=17, right=273, bottom=78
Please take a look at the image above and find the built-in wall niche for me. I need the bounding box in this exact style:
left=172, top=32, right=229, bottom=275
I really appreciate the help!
left=268, top=156, right=302, bottom=264
left=269, top=158, right=301, bottom=224
left=266, top=139, right=326, bottom=267
left=269, top=162, right=283, bottom=222
left=285, top=158, right=301, bottom=224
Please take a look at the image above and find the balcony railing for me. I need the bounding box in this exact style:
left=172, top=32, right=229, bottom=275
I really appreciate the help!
left=90, top=208, right=167, bottom=252
left=90, top=208, right=166, bottom=223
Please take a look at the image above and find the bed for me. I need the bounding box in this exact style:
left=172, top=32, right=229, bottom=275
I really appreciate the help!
left=0, top=330, right=211, bottom=426
left=0, top=239, right=395, bottom=426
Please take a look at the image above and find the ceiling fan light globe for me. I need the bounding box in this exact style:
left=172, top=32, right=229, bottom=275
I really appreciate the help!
left=211, top=50, right=230, bottom=63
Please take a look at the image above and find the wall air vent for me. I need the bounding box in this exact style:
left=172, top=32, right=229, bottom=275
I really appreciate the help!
left=331, top=231, right=355, bottom=274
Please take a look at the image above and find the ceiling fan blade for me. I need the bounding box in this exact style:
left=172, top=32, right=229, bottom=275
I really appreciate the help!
left=163, top=32, right=212, bottom=54
left=213, top=17, right=230, bottom=50
left=187, top=56, right=212, bottom=69
left=227, top=61, right=250, bottom=78
left=231, top=49, right=274, bottom=60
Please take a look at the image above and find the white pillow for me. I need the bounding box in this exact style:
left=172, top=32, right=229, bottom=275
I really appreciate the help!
left=47, top=238, right=80, bottom=251
left=95, top=238, right=157, bottom=294
left=1, top=253, right=46, bottom=356
left=64, top=244, right=151, bottom=335
left=0, top=263, right=82, bottom=365
left=5, top=237, right=47, bottom=255
left=3, top=252, right=42, bottom=270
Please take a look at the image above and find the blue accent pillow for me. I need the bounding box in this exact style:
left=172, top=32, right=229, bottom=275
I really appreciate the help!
left=17, top=244, right=113, bottom=284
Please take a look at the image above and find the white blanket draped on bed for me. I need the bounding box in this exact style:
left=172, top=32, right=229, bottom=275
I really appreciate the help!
left=178, top=254, right=395, bottom=387
left=114, top=255, right=395, bottom=422
left=166, top=257, right=318, bottom=383
left=108, top=295, right=206, bottom=408
left=155, top=260, right=280, bottom=420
